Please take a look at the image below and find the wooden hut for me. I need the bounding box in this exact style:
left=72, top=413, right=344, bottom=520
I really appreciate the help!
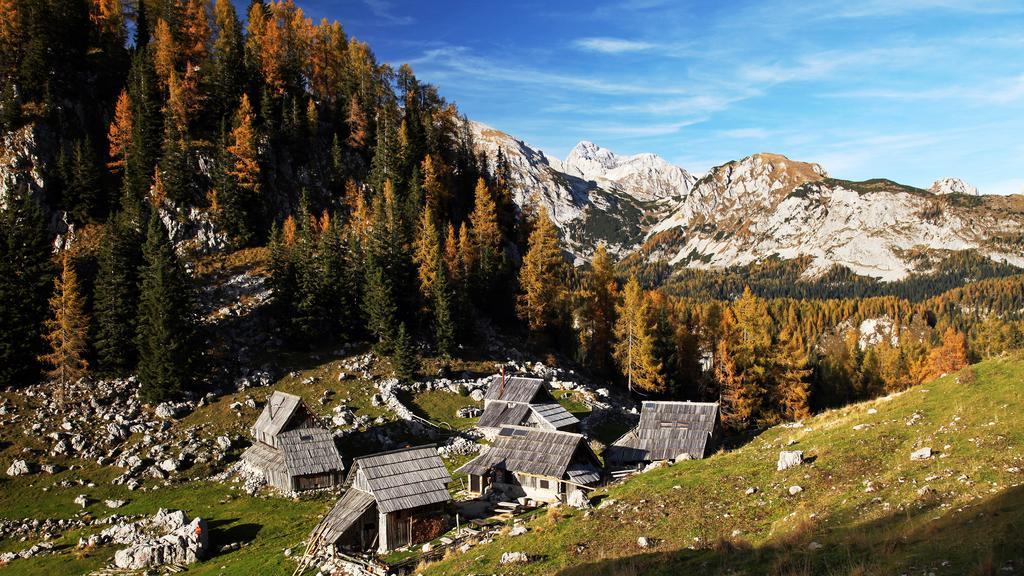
left=307, top=445, right=452, bottom=554
left=457, top=425, right=602, bottom=504
left=604, top=401, right=720, bottom=466
left=476, top=375, right=578, bottom=436
left=241, top=391, right=345, bottom=493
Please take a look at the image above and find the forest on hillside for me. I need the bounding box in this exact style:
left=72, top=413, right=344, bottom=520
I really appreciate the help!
left=1, top=0, right=1022, bottom=434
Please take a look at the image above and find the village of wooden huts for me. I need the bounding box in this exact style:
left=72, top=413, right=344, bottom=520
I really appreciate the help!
left=476, top=374, right=579, bottom=437
left=241, top=391, right=346, bottom=493
left=306, top=445, right=452, bottom=554
left=457, top=425, right=603, bottom=504
left=604, top=400, right=721, bottom=467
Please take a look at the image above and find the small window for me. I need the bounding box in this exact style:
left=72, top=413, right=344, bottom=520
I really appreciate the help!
left=539, top=479, right=549, bottom=489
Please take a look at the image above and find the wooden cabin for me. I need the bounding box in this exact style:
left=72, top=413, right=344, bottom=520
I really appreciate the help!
left=476, top=375, right=579, bottom=437
left=307, top=445, right=452, bottom=554
left=241, top=391, right=345, bottom=493
left=457, top=425, right=602, bottom=504
left=604, top=401, right=720, bottom=467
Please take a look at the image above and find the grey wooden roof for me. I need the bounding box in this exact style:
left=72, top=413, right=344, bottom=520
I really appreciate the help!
left=483, top=375, right=547, bottom=403
left=241, top=442, right=286, bottom=475
left=530, top=403, right=579, bottom=430
left=317, top=487, right=376, bottom=545
left=477, top=401, right=530, bottom=429
left=457, top=426, right=599, bottom=484
left=606, top=401, right=719, bottom=463
left=276, top=428, right=345, bottom=477
left=350, top=445, right=451, bottom=514
left=252, top=391, right=304, bottom=439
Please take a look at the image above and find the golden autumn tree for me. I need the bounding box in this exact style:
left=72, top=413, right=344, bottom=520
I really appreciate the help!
left=181, top=0, right=211, bottom=68
left=771, top=325, right=812, bottom=422
left=469, top=177, right=502, bottom=286
left=613, top=275, right=664, bottom=394
left=107, top=88, right=132, bottom=172
left=516, top=208, right=568, bottom=335
left=40, top=252, right=90, bottom=394
left=921, top=327, right=969, bottom=382
left=345, top=98, right=368, bottom=150
left=153, top=18, right=177, bottom=88
left=578, top=243, right=617, bottom=375
left=228, top=94, right=260, bottom=196
left=715, top=308, right=761, bottom=430
left=420, top=154, right=450, bottom=215
left=413, top=207, right=441, bottom=303
left=443, top=222, right=461, bottom=284
left=91, top=0, right=126, bottom=46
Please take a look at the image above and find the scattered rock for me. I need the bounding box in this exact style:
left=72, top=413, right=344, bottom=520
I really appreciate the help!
left=637, top=536, right=652, bottom=548
left=808, top=541, right=823, bottom=550
left=105, top=499, right=128, bottom=509
left=745, top=487, right=758, bottom=496
left=216, top=436, right=232, bottom=451
left=500, top=551, right=530, bottom=564
left=74, top=494, right=90, bottom=508
left=789, top=485, right=803, bottom=495
left=567, top=489, right=591, bottom=509
left=469, top=389, right=485, bottom=402
left=508, top=526, right=528, bottom=537
left=777, top=451, right=804, bottom=471
left=6, top=460, right=34, bottom=476
left=911, top=447, right=932, bottom=461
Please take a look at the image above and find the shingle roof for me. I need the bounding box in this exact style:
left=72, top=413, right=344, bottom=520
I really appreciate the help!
left=606, top=401, right=719, bottom=463
left=315, top=487, right=376, bottom=546
left=241, top=442, right=286, bottom=475
left=351, top=445, right=451, bottom=514
left=457, top=426, right=599, bottom=485
left=252, top=391, right=304, bottom=439
left=530, top=403, right=579, bottom=430
left=477, top=401, right=531, bottom=429
left=483, top=375, right=546, bottom=404
left=276, top=428, right=345, bottom=477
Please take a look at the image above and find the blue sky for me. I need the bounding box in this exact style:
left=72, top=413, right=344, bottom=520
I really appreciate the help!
left=270, top=0, right=1024, bottom=194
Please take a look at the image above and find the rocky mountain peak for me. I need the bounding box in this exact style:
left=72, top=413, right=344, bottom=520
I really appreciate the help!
left=930, top=177, right=979, bottom=196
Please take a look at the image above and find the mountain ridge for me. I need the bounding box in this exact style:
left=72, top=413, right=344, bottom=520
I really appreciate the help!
left=471, top=122, right=1024, bottom=281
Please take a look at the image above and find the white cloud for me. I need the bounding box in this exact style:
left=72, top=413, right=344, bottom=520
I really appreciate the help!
left=362, top=0, right=413, bottom=25
left=573, top=37, right=656, bottom=54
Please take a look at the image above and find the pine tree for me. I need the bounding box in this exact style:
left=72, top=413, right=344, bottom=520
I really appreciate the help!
left=432, top=259, right=456, bottom=358
left=65, top=137, right=105, bottom=222
left=136, top=211, right=196, bottom=403
left=94, top=207, right=143, bottom=376
left=771, top=326, right=812, bottom=422
left=613, top=276, right=665, bottom=394
left=124, top=47, right=163, bottom=202
left=0, top=185, right=53, bottom=387
left=210, top=0, right=244, bottom=120
left=363, top=257, right=398, bottom=353
left=516, top=208, right=567, bottom=335
left=40, top=252, right=90, bottom=392
left=391, top=322, right=417, bottom=382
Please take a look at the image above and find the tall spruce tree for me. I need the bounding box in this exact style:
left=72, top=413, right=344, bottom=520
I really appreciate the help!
left=94, top=205, right=144, bottom=376
left=124, top=47, right=163, bottom=202
left=432, top=259, right=456, bottom=358
left=363, top=256, right=398, bottom=354
left=136, top=211, right=196, bottom=403
left=0, top=184, right=52, bottom=387
left=391, top=322, right=417, bottom=382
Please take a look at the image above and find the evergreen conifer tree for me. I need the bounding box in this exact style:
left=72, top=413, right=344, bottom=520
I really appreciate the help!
left=136, top=211, right=195, bottom=403
left=40, top=251, right=90, bottom=392
left=94, top=207, right=143, bottom=376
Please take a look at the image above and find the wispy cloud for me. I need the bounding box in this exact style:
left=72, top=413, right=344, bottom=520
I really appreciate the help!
left=822, top=75, right=1024, bottom=105
left=362, top=0, right=413, bottom=25
left=573, top=37, right=655, bottom=54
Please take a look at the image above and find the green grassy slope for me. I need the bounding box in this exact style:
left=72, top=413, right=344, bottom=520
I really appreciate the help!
left=423, top=354, right=1024, bottom=576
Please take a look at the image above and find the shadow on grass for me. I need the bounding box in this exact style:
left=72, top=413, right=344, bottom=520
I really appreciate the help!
left=208, top=518, right=263, bottom=546
left=554, top=485, right=1024, bottom=576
